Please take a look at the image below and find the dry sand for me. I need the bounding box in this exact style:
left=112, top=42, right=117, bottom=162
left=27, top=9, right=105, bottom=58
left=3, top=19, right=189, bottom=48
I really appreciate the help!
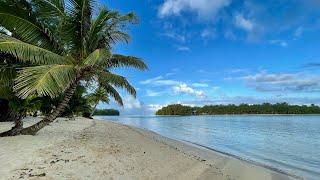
left=0, top=117, right=298, bottom=180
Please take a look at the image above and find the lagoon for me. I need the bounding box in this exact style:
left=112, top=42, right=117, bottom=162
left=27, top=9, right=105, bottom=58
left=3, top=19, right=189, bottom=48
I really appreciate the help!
left=96, top=115, right=320, bottom=180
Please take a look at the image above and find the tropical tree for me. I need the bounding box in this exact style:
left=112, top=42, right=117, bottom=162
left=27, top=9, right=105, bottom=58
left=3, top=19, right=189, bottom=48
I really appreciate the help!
left=86, top=86, right=110, bottom=117
left=0, top=0, right=147, bottom=136
left=0, top=50, right=29, bottom=133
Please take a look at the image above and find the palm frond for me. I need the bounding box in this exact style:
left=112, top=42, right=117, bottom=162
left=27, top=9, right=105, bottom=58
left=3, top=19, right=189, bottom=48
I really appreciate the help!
left=0, top=1, right=62, bottom=52
left=86, top=8, right=137, bottom=51
left=32, top=0, right=66, bottom=18
left=106, top=31, right=130, bottom=45
left=81, top=48, right=110, bottom=67
left=86, top=8, right=112, bottom=52
left=99, top=71, right=136, bottom=97
left=61, top=0, right=94, bottom=55
left=0, top=34, right=66, bottom=65
left=87, top=86, right=110, bottom=105
left=0, top=63, right=17, bottom=83
left=107, top=54, right=148, bottom=70
left=14, top=64, right=76, bottom=98
left=101, top=83, right=123, bottom=106
left=0, top=85, right=13, bottom=99
left=0, top=63, right=16, bottom=99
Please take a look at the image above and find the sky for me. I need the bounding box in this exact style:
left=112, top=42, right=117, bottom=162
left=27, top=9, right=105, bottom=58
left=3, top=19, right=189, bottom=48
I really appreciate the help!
left=98, top=0, right=320, bottom=115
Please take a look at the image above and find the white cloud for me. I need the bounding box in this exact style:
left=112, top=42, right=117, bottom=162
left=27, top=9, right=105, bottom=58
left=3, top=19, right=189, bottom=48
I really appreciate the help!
left=228, top=68, right=249, bottom=74
left=163, top=32, right=186, bottom=42
left=234, top=14, right=254, bottom=32
left=146, top=104, right=166, bottom=112
left=173, top=83, right=206, bottom=98
left=141, top=75, right=209, bottom=99
left=192, top=83, right=209, bottom=87
left=158, top=0, right=231, bottom=19
left=140, top=76, right=179, bottom=86
left=123, top=96, right=142, bottom=109
left=146, top=90, right=162, bottom=97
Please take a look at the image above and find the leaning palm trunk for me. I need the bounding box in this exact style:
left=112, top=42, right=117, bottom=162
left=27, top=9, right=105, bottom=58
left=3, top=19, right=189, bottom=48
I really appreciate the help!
left=0, top=111, right=24, bottom=137
left=90, top=102, right=98, bottom=117
left=20, top=80, right=79, bottom=135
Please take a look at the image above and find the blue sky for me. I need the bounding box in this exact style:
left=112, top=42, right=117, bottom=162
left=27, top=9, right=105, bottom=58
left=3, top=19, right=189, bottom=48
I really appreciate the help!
left=98, top=0, right=320, bottom=115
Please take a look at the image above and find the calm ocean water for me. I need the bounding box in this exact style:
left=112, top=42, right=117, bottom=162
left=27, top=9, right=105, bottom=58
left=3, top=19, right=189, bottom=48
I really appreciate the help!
left=95, top=115, right=320, bottom=180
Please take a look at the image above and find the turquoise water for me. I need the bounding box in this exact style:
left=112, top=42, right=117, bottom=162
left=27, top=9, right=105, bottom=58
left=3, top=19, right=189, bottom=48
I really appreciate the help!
left=96, top=115, right=320, bottom=180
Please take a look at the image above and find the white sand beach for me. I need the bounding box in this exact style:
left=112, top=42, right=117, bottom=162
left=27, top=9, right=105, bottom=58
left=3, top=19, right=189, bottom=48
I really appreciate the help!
left=0, top=117, right=297, bottom=180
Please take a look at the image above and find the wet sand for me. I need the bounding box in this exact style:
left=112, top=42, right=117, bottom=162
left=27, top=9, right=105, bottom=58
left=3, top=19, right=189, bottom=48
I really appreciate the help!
left=0, top=117, right=297, bottom=180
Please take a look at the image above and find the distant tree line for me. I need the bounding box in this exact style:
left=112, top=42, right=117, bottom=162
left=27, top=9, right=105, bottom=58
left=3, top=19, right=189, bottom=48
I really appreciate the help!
left=156, top=103, right=320, bottom=115
left=93, top=109, right=120, bottom=116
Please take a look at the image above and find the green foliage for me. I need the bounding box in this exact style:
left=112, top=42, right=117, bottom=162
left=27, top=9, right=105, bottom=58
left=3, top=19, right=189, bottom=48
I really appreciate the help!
left=0, top=34, right=65, bottom=65
left=93, top=109, right=120, bottom=116
left=86, top=86, right=110, bottom=106
left=156, top=104, right=198, bottom=116
left=156, top=103, right=320, bottom=115
left=0, top=0, right=62, bottom=52
left=14, top=64, right=76, bottom=98
left=62, top=85, right=91, bottom=117
left=0, top=0, right=147, bottom=117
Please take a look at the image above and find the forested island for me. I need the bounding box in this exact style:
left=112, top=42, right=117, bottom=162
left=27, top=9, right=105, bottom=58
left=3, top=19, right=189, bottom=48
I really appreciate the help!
left=93, top=109, right=120, bottom=116
left=156, top=103, right=320, bottom=115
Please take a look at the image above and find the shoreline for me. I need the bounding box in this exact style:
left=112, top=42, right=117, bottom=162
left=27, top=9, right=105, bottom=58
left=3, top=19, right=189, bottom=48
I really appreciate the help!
left=0, top=117, right=299, bottom=179
left=111, top=119, right=303, bottom=180
left=153, top=114, right=320, bottom=117
left=180, top=140, right=303, bottom=180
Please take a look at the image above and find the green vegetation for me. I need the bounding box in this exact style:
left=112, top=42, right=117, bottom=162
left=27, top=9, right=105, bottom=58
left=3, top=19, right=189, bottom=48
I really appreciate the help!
left=86, top=86, right=110, bottom=117
left=156, top=103, right=320, bottom=116
left=93, top=109, right=120, bottom=116
left=0, top=0, right=147, bottom=136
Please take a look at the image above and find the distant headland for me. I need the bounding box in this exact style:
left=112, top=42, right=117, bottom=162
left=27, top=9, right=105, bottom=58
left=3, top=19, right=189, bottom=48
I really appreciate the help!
left=93, top=109, right=120, bottom=116
left=156, top=103, right=320, bottom=116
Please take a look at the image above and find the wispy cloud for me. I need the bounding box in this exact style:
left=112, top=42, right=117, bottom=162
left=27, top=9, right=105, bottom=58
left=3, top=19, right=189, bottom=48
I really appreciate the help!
left=158, top=0, right=231, bottom=20
left=140, top=76, right=179, bottom=86
left=234, top=14, right=254, bottom=32
left=201, top=28, right=216, bottom=39
left=163, top=32, right=186, bottom=42
left=228, top=68, right=249, bottom=74
left=146, top=90, right=162, bottom=97
left=241, top=71, right=320, bottom=92
left=156, top=0, right=320, bottom=46
left=269, top=40, right=288, bottom=47
left=294, top=26, right=304, bottom=39
left=192, top=83, right=209, bottom=87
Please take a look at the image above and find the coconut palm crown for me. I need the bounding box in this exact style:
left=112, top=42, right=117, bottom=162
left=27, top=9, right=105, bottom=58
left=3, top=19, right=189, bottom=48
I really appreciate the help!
left=87, top=86, right=110, bottom=117
left=0, top=0, right=147, bottom=135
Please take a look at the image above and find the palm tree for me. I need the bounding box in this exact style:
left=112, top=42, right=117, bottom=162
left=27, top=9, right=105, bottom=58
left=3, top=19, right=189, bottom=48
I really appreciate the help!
left=0, top=51, right=27, bottom=134
left=87, top=86, right=110, bottom=117
left=0, top=0, right=147, bottom=136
